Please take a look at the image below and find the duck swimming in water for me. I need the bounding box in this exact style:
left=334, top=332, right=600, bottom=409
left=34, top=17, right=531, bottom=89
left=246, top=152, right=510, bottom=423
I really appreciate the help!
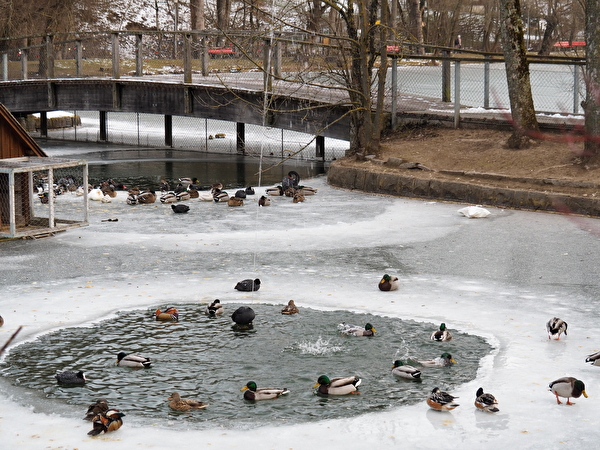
left=55, top=370, right=86, bottom=385
left=205, top=299, right=224, bottom=316
left=116, top=352, right=151, bottom=369
left=338, top=322, right=376, bottom=336
left=391, top=360, right=422, bottom=380
left=241, top=381, right=290, bottom=401
left=313, top=375, right=361, bottom=395
left=417, top=352, right=456, bottom=367
left=281, top=300, right=299, bottom=315
left=154, top=307, right=179, bottom=321
left=430, top=323, right=452, bottom=341
left=168, top=392, right=209, bottom=411
left=231, top=306, right=255, bottom=326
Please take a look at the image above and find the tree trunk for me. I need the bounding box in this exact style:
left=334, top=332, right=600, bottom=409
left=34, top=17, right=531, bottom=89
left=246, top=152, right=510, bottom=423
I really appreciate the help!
left=584, top=0, right=600, bottom=160
left=537, top=13, right=558, bottom=56
left=407, top=0, right=424, bottom=54
left=500, top=0, right=539, bottom=149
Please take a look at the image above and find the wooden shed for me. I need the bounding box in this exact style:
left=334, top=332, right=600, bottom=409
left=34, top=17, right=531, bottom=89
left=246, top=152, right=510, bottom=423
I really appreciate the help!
left=0, top=104, right=89, bottom=238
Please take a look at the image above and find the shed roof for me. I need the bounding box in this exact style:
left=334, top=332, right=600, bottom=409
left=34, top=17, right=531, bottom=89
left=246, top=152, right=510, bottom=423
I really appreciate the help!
left=0, top=156, right=86, bottom=173
left=0, top=103, right=47, bottom=159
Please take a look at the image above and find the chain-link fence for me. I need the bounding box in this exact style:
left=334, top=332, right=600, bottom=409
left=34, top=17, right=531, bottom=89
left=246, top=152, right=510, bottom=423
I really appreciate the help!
left=0, top=159, right=88, bottom=238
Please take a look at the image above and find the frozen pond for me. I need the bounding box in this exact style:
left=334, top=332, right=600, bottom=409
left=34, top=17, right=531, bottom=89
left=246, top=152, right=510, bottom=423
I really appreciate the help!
left=1, top=144, right=600, bottom=449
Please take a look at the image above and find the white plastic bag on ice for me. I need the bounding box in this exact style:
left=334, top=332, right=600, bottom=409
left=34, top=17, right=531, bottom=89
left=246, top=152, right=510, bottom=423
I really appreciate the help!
left=458, top=205, right=491, bottom=218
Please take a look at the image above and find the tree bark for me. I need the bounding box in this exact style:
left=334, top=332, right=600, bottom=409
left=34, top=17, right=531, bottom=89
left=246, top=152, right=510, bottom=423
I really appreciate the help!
left=500, top=0, right=539, bottom=149
left=584, top=0, right=600, bottom=160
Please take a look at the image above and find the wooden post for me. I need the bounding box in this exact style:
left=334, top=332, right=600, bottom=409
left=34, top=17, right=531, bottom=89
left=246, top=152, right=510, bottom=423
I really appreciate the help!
left=45, top=34, right=55, bottom=79
left=165, top=114, right=173, bottom=147
left=201, top=36, right=208, bottom=76
left=40, top=112, right=48, bottom=137
left=183, top=33, right=192, bottom=83
left=2, top=53, right=7, bottom=81
left=112, top=32, right=120, bottom=79
left=75, top=39, right=83, bottom=77
left=442, top=50, right=450, bottom=102
left=135, top=34, right=143, bottom=76
left=99, top=111, right=107, bottom=141
left=454, top=60, right=461, bottom=128
left=20, top=48, right=28, bottom=80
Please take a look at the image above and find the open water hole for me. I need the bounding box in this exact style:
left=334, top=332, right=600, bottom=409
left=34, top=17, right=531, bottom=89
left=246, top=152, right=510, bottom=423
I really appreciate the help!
left=0, top=303, right=491, bottom=430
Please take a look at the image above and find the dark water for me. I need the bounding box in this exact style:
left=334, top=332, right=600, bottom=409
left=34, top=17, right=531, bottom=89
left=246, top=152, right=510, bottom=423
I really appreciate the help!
left=0, top=303, right=491, bottom=430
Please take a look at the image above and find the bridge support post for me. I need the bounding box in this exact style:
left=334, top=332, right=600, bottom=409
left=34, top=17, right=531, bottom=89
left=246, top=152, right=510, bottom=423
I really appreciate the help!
left=111, top=33, right=120, bottom=79
left=75, top=39, right=83, bottom=77
left=135, top=34, right=143, bottom=76
left=316, top=135, right=325, bottom=160
left=40, top=112, right=48, bottom=138
left=165, top=115, right=173, bottom=147
left=20, top=49, right=28, bottom=80
left=2, top=53, right=7, bottom=81
left=183, top=34, right=192, bottom=84
left=236, top=122, right=246, bottom=155
left=99, top=111, right=107, bottom=141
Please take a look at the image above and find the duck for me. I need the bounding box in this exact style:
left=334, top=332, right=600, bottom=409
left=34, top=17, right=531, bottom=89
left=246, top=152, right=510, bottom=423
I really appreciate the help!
left=126, top=193, right=138, bottom=205
left=228, top=196, right=244, bottom=207
left=292, top=192, right=305, bottom=203
left=198, top=191, right=214, bottom=201
left=585, top=350, right=600, bottom=366
left=168, top=392, right=209, bottom=411
left=235, top=278, right=261, bottom=292
left=427, top=387, right=459, bottom=411
left=549, top=377, right=588, bottom=405
left=159, top=179, right=170, bottom=192
left=245, top=186, right=255, bottom=195
left=417, top=352, right=456, bottom=367
left=101, top=194, right=112, bottom=203
left=378, top=274, right=399, bottom=291
left=298, top=186, right=318, bottom=195
left=338, top=322, right=376, bottom=336
left=187, top=187, right=200, bottom=198
left=154, top=307, right=179, bottom=321
left=391, top=360, right=422, bottom=379
left=474, top=387, right=499, bottom=413
left=234, top=189, right=247, bottom=199
left=284, top=187, right=296, bottom=197
left=241, top=381, right=290, bottom=401
left=281, top=300, right=299, bottom=315
left=258, top=195, right=271, bottom=206
left=55, top=370, right=86, bottom=384
left=0, top=314, right=3, bottom=327
left=101, top=184, right=118, bottom=198
left=176, top=191, right=191, bottom=201
left=116, top=352, right=151, bottom=368
left=171, top=204, right=190, bottom=214
left=179, top=178, right=193, bottom=188
left=137, top=190, right=156, bottom=204
left=210, top=182, right=223, bottom=194
left=205, top=299, right=224, bottom=316
left=547, top=317, right=567, bottom=340
left=84, top=399, right=109, bottom=421
left=160, top=192, right=177, bottom=203
left=128, top=186, right=141, bottom=196
left=313, top=375, right=361, bottom=395
left=430, top=323, right=452, bottom=341
left=88, top=188, right=104, bottom=201
left=231, top=306, right=255, bottom=326
left=87, top=409, right=125, bottom=436
left=266, top=186, right=283, bottom=196
left=213, top=190, right=230, bottom=202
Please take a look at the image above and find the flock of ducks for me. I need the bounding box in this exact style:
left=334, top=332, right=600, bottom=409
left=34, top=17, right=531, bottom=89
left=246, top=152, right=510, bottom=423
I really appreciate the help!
left=46, top=275, right=597, bottom=436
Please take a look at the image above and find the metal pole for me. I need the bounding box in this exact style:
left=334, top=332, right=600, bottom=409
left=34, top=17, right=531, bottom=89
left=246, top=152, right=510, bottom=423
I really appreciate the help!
left=48, top=168, right=55, bottom=229
left=83, top=163, right=89, bottom=224
left=454, top=60, right=460, bottom=128
left=484, top=56, right=490, bottom=109
left=573, top=64, right=579, bottom=114
left=8, top=171, right=15, bottom=237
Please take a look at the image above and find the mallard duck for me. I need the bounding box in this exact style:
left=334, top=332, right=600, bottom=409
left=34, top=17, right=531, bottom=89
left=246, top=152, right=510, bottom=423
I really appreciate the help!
left=88, top=409, right=125, bottom=436
left=205, top=299, right=224, bottom=316
left=313, top=375, right=361, bottom=395
left=116, top=352, right=151, bottom=368
left=154, top=307, right=179, bottom=321
left=418, top=352, right=456, bottom=367
left=128, top=186, right=141, bottom=196
left=89, top=188, right=105, bottom=201
left=159, top=179, right=170, bottom=192
left=210, top=182, right=223, bottom=194
left=187, top=187, right=200, bottom=198
left=258, top=195, right=271, bottom=206
left=55, top=370, right=86, bottom=384
left=266, top=186, right=283, bottom=196
left=474, top=387, right=499, bottom=413
left=284, top=187, right=296, bottom=197
left=281, top=300, right=299, bottom=315
left=547, top=317, right=567, bottom=340
left=392, top=360, right=422, bottom=379
left=235, top=278, right=261, bottom=292
left=101, top=184, right=117, bottom=198
left=228, top=196, right=244, bottom=206
left=585, top=350, right=600, bottom=366
left=160, top=193, right=177, bottom=203
left=213, top=190, right=230, bottom=202
left=292, top=192, right=305, bottom=203
left=168, top=392, right=209, bottom=411
left=137, top=190, right=156, bottom=204
left=430, top=323, right=452, bottom=341
left=171, top=204, right=190, bottom=213
left=84, top=399, right=109, bottom=421
left=241, top=381, right=290, bottom=401
left=231, top=306, right=255, bottom=326
left=338, top=322, right=376, bottom=336
left=549, top=377, right=588, bottom=405
left=179, top=178, right=193, bottom=188
left=198, top=191, right=214, bottom=201
left=126, top=194, right=138, bottom=205
left=427, top=387, right=459, bottom=411
left=378, top=274, right=399, bottom=291
left=298, top=186, right=318, bottom=195
left=176, top=191, right=191, bottom=201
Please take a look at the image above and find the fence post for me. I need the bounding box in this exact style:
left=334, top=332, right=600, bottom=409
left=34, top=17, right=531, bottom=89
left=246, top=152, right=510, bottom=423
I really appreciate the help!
left=183, top=33, right=192, bottom=83
left=484, top=55, right=490, bottom=108
left=442, top=50, right=450, bottom=102
left=112, top=32, right=120, bottom=79
left=45, top=34, right=55, bottom=79
left=135, top=34, right=143, bottom=76
left=75, top=39, right=83, bottom=77
left=391, top=56, right=397, bottom=128
left=573, top=64, right=580, bottom=114
left=2, top=53, right=7, bottom=81
left=201, top=35, right=208, bottom=76
left=454, top=60, right=460, bottom=128
left=273, top=35, right=281, bottom=78
left=263, top=38, right=272, bottom=93
left=20, top=48, right=28, bottom=80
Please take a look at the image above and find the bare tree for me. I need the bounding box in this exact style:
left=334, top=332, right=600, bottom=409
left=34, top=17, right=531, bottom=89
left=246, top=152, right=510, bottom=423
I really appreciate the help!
left=500, top=0, right=539, bottom=148
left=584, top=0, right=600, bottom=160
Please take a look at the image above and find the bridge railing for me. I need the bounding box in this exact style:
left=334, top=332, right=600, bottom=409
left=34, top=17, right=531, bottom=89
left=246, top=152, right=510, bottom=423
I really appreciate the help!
left=0, top=31, right=587, bottom=122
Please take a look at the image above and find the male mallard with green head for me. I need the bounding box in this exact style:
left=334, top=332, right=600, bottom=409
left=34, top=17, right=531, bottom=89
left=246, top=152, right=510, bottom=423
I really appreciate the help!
left=378, top=274, right=399, bottom=291
left=116, top=352, right=151, bottom=369
left=241, top=381, right=290, bottom=401
left=313, top=375, right=361, bottom=395
left=391, top=360, right=422, bottom=380
left=418, top=352, right=456, bottom=367
left=549, top=377, right=588, bottom=405
left=430, top=323, right=452, bottom=341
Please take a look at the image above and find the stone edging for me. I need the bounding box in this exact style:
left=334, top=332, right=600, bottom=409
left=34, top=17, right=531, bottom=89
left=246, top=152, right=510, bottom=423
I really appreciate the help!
left=327, top=162, right=600, bottom=217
